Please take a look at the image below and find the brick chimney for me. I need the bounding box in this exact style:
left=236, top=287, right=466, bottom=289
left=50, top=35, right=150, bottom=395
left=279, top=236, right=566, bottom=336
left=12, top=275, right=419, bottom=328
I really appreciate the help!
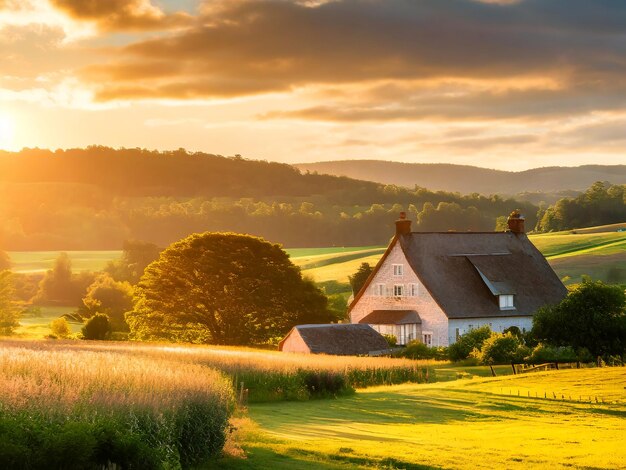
left=507, top=210, right=525, bottom=234
left=395, top=212, right=412, bottom=235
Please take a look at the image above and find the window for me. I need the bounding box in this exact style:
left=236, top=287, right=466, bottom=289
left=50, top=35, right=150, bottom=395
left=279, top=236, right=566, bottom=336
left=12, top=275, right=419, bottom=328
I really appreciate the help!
left=423, top=333, right=432, bottom=346
left=408, top=283, right=419, bottom=297
left=374, top=283, right=385, bottom=297
left=499, top=295, right=515, bottom=310
left=393, top=264, right=403, bottom=276
left=393, top=284, right=404, bottom=297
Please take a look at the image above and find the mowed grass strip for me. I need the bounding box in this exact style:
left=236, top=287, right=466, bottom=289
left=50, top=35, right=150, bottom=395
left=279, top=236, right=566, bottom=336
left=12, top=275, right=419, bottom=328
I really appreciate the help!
left=223, top=368, right=626, bottom=470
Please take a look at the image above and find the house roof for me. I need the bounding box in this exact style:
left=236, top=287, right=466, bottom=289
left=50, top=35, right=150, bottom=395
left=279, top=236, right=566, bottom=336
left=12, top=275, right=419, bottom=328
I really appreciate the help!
left=398, top=232, right=568, bottom=319
left=359, top=310, right=422, bottom=325
left=279, top=324, right=390, bottom=355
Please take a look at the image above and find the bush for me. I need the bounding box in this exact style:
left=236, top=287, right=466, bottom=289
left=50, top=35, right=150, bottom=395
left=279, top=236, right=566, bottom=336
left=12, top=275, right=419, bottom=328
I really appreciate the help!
left=399, top=341, right=448, bottom=360
left=81, top=313, right=111, bottom=340
left=50, top=317, right=71, bottom=338
left=383, top=334, right=397, bottom=347
left=478, top=333, right=528, bottom=364
left=449, top=326, right=492, bottom=361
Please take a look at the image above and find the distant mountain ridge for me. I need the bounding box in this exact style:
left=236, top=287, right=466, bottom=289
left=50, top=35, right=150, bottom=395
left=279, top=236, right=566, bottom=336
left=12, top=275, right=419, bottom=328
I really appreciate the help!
left=295, top=161, right=626, bottom=195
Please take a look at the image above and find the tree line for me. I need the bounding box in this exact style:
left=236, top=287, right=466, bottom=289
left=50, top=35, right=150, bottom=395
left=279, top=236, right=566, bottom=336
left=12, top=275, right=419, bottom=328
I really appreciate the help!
left=536, top=182, right=626, bottom=232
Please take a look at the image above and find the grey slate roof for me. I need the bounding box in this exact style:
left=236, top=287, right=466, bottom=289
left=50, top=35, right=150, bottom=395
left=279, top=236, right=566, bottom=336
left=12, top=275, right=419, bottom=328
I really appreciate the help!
left=359, top=310, right=422, bottom=325
left=398, top=232, right=568, bottom=319
left=280, top=324, right=390, bottom=355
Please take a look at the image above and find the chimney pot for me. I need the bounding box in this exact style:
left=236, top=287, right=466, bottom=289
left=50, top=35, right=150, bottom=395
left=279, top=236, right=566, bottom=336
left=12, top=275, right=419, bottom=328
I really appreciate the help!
left=395, top=212, right=412, bottom=235
left=507, top=210, right=525, bottom=234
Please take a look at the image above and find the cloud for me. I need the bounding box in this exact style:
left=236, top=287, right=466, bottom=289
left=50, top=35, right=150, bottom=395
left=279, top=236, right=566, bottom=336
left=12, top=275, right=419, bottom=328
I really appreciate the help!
left=78, top=0, right=626, bottom=128
left=49, top=0, right=192, bottom=30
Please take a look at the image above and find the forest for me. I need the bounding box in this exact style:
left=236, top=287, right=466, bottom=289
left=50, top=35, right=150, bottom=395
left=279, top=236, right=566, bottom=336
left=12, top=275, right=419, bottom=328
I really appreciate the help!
left=0, top=148, right=624, bottom=250
left=0, top=147, right=536, bottom=250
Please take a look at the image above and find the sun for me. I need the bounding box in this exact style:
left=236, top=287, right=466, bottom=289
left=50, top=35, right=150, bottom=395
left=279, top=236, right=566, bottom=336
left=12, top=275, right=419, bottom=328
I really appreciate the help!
left=0, top=113, right=16, bottom=150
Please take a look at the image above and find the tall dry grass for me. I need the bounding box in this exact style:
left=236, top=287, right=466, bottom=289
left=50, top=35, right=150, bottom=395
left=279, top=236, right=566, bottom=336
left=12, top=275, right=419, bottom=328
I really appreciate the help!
left=1, top=340, right=444, bottom=402
left=0, top=340, right=234, bottom=469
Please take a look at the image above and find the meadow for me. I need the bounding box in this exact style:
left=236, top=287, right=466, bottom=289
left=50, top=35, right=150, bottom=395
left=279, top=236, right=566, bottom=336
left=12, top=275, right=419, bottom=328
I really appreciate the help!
left=0, top=340, right=234, bottom=469
left=0, top=343, right=622, bottom=469
left=0, top=340, right=441, bottom=402
left=221, top=367, right=626, bottom=469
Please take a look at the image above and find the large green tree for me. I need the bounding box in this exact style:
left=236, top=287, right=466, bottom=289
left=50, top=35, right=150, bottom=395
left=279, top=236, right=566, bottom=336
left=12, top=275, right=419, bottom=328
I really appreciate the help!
left=532, top=280, right=626, bottom=358
left=127, top=232, right=336, bottom=345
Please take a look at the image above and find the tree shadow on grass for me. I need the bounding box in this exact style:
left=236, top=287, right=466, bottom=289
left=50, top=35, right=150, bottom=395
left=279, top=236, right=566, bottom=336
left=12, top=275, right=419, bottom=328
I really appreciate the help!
left=251, top=390, right=490, bottom=441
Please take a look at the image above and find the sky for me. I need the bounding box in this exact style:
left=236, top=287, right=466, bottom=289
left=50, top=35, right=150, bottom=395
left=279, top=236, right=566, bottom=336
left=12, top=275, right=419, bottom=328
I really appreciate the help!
left=0, top=0, right=625, bottom=170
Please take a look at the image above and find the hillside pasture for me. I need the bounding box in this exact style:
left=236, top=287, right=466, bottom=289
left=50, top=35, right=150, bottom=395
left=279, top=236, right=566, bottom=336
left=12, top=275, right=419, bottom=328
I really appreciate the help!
left=223, top=368, right=626, bottom=469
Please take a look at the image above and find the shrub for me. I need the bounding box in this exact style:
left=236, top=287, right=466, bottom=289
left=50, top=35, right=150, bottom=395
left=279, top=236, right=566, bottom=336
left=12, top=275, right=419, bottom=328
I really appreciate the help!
left=448, top=326, right=492, bottom=361
left=81, top=313, right=111, bottom=340
left=478, top=333, right=527, bottom=364
left=399, top=341, right=448, bottom=360
left=50, top=317, right=71, bottom=338
left=383, top=334, right=397, bottom=347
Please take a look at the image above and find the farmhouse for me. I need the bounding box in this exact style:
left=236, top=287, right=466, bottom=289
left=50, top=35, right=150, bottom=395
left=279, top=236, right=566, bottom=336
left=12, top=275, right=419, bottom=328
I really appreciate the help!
left=349, top=212, right=567, bottom=346
left=279, top=323, right=390, bottom=355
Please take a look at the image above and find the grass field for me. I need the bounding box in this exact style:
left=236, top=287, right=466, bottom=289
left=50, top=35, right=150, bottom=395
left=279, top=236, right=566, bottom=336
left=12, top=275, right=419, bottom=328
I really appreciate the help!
left=220, top=367, right=626, bottom=469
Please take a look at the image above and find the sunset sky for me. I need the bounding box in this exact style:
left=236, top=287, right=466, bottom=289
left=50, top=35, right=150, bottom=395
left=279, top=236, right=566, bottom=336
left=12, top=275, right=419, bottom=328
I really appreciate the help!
left=1, top=0, right=625, bottom=170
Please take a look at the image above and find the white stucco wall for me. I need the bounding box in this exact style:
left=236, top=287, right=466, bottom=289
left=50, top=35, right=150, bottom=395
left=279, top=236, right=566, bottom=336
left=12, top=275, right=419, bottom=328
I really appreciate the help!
left=350, top=241, right=450, bottom=346
left=447, top=316, right=534, bottom=345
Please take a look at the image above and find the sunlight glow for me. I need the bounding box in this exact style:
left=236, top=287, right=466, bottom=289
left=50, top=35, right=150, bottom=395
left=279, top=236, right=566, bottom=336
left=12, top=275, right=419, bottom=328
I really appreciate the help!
left=0, top=113, right=16, bottom=150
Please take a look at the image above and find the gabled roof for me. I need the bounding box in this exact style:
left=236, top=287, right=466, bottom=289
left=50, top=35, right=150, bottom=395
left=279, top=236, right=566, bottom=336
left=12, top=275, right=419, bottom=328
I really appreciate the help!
left=398, top=232, right=568, bottom=319
left=279, top=324, right=390, bottom=355
left=359, top=310, right=421, bottom=325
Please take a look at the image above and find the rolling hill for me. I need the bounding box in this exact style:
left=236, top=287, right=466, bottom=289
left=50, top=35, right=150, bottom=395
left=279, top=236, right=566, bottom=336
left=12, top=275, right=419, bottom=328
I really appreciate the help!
left=296, top=161, right=626, bottom=196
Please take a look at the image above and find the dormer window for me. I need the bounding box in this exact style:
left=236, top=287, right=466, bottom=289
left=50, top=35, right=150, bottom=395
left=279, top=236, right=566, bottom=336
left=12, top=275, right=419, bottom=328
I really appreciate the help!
left=393, top=264, right=403, bottom=276
left=499, top=295, right=514, bottom=310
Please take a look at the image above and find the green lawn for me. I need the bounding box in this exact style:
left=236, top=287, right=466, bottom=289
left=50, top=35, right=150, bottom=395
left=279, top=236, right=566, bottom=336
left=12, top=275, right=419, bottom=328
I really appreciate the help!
left=219, top=368, right=626, bottom=469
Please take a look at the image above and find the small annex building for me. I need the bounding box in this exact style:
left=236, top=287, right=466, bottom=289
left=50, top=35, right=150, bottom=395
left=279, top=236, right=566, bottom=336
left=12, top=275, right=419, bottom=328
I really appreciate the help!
left=349, top=211, right=568, bottom=347
left=279, top=323, right=390, bottom=356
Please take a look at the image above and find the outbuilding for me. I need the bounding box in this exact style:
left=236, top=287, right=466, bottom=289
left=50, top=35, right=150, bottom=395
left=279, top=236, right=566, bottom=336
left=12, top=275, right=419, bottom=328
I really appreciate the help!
left=279, top=323, right=390, bottom=356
